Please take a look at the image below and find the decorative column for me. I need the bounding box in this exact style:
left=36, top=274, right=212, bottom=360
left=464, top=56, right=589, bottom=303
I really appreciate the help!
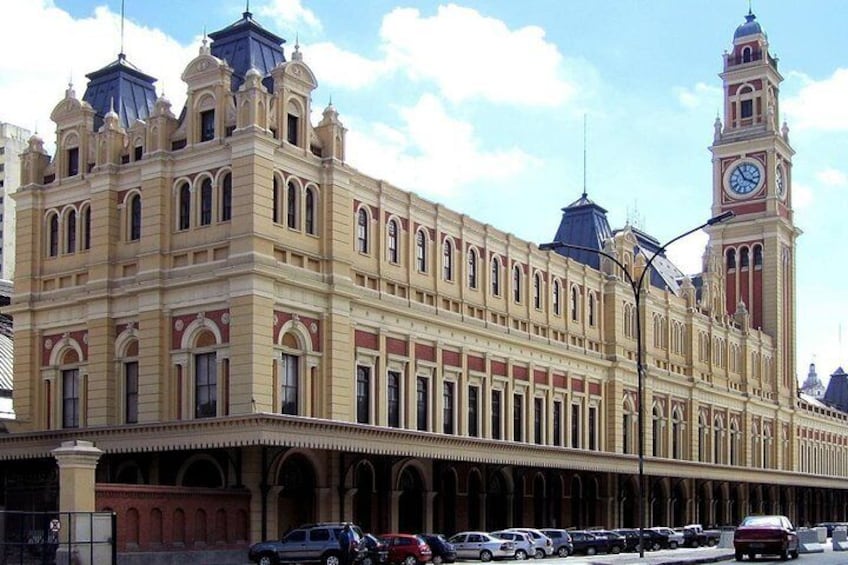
left=52, top=440, right=103, bottom=513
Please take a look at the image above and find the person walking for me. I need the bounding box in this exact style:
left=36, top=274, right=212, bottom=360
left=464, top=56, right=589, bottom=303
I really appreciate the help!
left=338, top=524, right=354, bottom=565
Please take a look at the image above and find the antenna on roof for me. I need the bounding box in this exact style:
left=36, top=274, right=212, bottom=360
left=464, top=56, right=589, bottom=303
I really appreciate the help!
left=119, top=0, right=126, bottom=59
left=582, top=114, right=588, bottom=199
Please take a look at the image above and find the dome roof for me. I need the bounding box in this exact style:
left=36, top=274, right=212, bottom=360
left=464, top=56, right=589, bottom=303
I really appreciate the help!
left=734, top=12, right=763, bottom=39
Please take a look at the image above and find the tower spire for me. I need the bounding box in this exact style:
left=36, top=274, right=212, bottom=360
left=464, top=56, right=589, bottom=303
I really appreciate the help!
left=119, top=0, right=125, bottom=58
left=582, top=114, right=588, bottom=199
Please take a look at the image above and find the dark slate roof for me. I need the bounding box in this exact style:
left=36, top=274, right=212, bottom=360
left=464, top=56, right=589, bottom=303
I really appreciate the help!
left=823, top=366, right=848, bottom=413
left=209, top=10, right=286, bottom=92
left=620, top=226, right=685, bottom=292
left=83, top=53, right=158, bottom=130
left=734, top=11, right=763, bottom=39
left=549, top=193, right=612, bottom=271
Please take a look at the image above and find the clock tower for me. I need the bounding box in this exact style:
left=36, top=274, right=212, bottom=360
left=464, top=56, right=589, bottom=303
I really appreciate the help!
left=707, top=10, right=799, bottom=392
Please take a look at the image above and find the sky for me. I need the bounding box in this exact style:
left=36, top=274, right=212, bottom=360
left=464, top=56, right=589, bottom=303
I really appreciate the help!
left=0, top=0, right=846, bottom=387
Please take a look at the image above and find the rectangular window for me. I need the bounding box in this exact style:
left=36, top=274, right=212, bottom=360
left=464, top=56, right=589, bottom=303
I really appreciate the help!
left=356, top=365, right=371, bottom=424
left=513, top=393, right=523, bottom=442
left=534, top=397, right=543, bottom=445
left=468, top=385, right=479, bottom=437
left=387, top=370, right=401, bottom=428
left=287, top=114, right=299, bottom=145
left=62, top=369, right=80, bottom=428
left=281, top=354, right=299, bottom=415
left=416, top=376, right=428, bottom=431
left=740, top=99, right=753, bottom=119
left=553, top=400, right=562, bottom=446
left=125, top=361, right=138, bottom=424
left=195, top=352, right=217, bottom=418
left=589, top=406, right=597, bottom=451
left=491, top=389, right=501, bottom=440
left=134, top=145, right=143, bottom=161
left=67, top=147, right=79, bottom=176
left=200, top=110, right=215, bottom=142
left=443, top=381, right=454, bottom=434
left=571, top=403, right=581, bottom=448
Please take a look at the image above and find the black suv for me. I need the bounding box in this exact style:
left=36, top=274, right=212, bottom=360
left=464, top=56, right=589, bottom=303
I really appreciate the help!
left=248, top=522, right=364, bottom=565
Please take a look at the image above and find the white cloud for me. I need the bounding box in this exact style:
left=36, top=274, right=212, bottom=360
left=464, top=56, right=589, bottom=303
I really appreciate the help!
left=674, top=82, right=722, bottom=110
left=665, top=231, right=708, bottom=276
left=792, top=181, right=814, bottom=210
left=783, top=69, right=848, bottom=131
left=816, top=168, right=848, bottom=187
left=346, top=94, right=539, bottom=198
left=0, top=2, right=196, bottom=152
left=305, top=42, right=390, bottom=90
left=378, top=5, right=575, bottom=106
left=256, top=0, right=322, bottom=32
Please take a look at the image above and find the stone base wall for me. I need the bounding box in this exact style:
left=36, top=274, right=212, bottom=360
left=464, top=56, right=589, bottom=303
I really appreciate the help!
left=96, top=484, right=250, bottom=553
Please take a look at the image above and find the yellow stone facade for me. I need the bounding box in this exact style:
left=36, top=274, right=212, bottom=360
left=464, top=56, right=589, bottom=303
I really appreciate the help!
left=2, top=8, right=847, bottom=550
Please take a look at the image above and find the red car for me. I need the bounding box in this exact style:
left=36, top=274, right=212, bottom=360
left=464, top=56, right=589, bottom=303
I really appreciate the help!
left=733, top=515, right=799, bottom=561
left=380, top=534, right=433, bottom=565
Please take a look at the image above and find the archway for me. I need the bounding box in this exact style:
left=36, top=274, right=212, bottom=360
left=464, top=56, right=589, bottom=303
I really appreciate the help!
left=549, top=473, right=563, bottom=528
left=698, top=482, right=710, bottom=526
left=650, top=480, right=667, bottom=526
left=398, top=466, right=425, bottom=533
left=619, top=476, right=638, bottom=528
left=533, top=474, right=546, bottom=526
left=353, top=461, right=375, bottom=532
left=468, top=470, right=482, bottom=531
left=486, top=471, right=508, bottom=531
left=276, top=454, right=317, bottom=535
left=671, top=480, right=687, bottom=527
left=437, top=467, right=457, bottom=535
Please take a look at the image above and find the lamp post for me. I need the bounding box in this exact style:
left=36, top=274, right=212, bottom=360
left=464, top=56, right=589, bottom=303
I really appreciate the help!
left=540, top=210, right=733, bottom=558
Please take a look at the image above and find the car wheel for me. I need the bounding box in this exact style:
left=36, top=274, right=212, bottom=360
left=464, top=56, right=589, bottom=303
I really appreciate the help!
left=707, top=538, right=717, bottom=547
left=669, top=541, right=678, bottom=549
left=258, top=554, right=279, bottom=565
left=361, top=557, right=374, bottom=565
left=432, top=556, right=443, bottom=565
left=735, top=551, right=743, bottom=561
left=586, top=547, right=596, bottom=556
left=403, top=555, right=417, bottom=565
left=781, top=548, right=789, bottom=561
left=514, top=549, right=527, bottom=560
left=611, top=545, right=621, bottom=554
left=651, top=542, right=661, bottom=552
left=557, top=547, right=569, bottom=558
left=480, top=550, right=493, bottom=562
left=691, top=540, right=700, bottom=548
left=534, top=549, right=545, bottom=560
left=791, top=549, right=799, bottom=559
left=748, top=553, right=755, bottom=561
left=323, top=553, right=342, bottom=565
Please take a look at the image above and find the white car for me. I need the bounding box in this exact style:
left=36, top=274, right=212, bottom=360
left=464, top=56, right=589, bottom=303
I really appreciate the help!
left=448, top=532, right=515, bottom=562
left=649, top=527, right=683, bottom=549
left=503, top=529, right=554, bottom=559
left=491, top=530, right=534, bottom=560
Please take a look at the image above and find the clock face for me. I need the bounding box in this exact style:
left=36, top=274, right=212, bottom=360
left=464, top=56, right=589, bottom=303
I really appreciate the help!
left=728, top=161, right=763, bottom=195
left=776, top=165, right=786, bottom=199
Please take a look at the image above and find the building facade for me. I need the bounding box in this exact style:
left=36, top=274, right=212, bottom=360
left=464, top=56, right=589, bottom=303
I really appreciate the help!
left=0, top=122, right=31, bottom=282
left=3, top=8, right=848, bottom=559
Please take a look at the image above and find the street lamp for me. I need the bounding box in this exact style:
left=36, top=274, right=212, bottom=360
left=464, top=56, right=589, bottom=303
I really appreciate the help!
left=540, top=210, right=733, bottom=557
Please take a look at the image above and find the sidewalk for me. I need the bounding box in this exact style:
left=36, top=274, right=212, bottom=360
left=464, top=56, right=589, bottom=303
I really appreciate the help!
left=565, top=548, right=735, bottom=564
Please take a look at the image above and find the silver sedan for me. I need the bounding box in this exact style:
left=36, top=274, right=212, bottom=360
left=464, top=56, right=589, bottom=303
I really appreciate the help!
left=448, top=532, right=516, bottom=562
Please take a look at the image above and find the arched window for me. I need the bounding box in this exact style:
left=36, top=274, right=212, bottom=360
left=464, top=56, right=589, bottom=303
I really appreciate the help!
left=66, top=210, right=77, bottom=253
left=416, top=229, right=427, bottom=272
left=356, top=208, right=369, bottom=253
left=652, top=405, right=663, bottom=457
left=387, top=219, right=399, bottom=264
left=178, top=182, right=191, bottom=230
left=129, top=194, right=141, bottom=241
left=570, top=286, right=579, bottom=322
left=753, top=244, right=763, bottom=268
left=698, top=413, right=708, bottom=462
left=272, top=177, right=280, bottom=223
left=467, top=248, right=478, bottom=289
left=533, top=272, right=541, bottom=309
left=443, top=239, right=453, bottom=281
left=220, top=173, right=232, bottom=222
left=726, top=248, right=736, bottom=269
left=740, top=246, right=749, bottom=269
left=200, top=179, right=212, bottom=226
left=741, top=46, right=752, bottom=63
left=553, top=279, right=561, bottom=315
left=287, top=181, right=299, bottom=229
left=672, top=408, right=684, bottom=459
left=588, top=293, right=596, bottom=326
left=512, top=264, right=522, bottom=303
left=280, top=352, right=299, bottom=415
left=305, top=187, right=316, bottom=235
left=491, top=257, right=501, bottom=296
left=81, top=205, right=91, bottom=251
left=729, top=419, right=740, bottom=466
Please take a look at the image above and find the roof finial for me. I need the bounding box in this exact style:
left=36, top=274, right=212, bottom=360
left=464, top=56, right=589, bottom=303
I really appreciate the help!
left=748, top=0, right=753, bottom=16
left=582, top=113, right=588, bottom=199
left=119, top=0, right=126, bottom=59
left=244, top=0, right=252, bottom=19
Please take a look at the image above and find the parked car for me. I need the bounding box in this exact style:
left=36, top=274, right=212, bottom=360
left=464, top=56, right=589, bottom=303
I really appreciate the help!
left=447, top=532, right=515, bottom=562
left=490, top=530, right=534, bottom=560
left=680, top=523, right=721, bottom=547
left=380, top=534, right=432, bottom=565
left=612, top=528, right=669, bottom=552
left=568, top=530, right=624, bottom=555
left=539, top=529, right=573, bottom=557
left=503, top=528, right=554, bottom=559
left=733, top=515, right=799, bottom=561
left=815, top=522, right=848, bottom=538
left=649, top=527, right=683, bottom=549
left=248, top=522, right=365, bottom=565
left=417, top=534, right=457, bottom=564
left=357, top=534, right=389, bottom=565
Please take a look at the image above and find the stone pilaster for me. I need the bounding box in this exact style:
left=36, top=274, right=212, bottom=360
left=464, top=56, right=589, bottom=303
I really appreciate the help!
left=52, top=440, right=103, bottom=513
